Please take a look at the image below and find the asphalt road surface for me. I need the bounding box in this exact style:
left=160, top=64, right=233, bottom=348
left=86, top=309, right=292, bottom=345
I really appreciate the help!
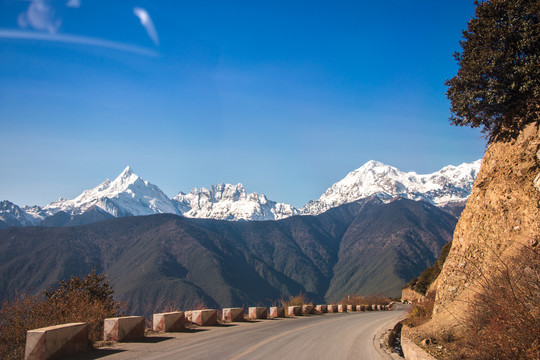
left=76, top=305, right=407, bottom=360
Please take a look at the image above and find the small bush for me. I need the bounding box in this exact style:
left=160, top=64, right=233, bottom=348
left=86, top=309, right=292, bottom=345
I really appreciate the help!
left=0, top=269, right=123, bottom=360
left=278, top=293, right=311, bottom=308
left=405, top=290, right=435, bottom=327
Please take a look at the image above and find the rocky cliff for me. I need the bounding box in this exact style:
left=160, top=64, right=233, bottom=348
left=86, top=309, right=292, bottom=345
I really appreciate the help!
left=429, top=122, right=540, bottom=329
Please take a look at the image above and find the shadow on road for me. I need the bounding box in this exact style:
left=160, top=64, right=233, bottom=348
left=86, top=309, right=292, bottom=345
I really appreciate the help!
left=128, top=336, right=174, bottom=343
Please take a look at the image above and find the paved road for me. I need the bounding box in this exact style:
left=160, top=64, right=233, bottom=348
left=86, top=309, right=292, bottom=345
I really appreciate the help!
left=76, top=305, right=406, bottom=360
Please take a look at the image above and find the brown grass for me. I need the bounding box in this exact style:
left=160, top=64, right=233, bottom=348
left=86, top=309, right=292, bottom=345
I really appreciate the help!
left=411, top=243, right=539, bottom=360
left=404, top=290, right=436, bottom=327
left=278, top=293, right=311, bottom=308
left=338, top=294, right=391, bottom=306
left=449, top=244, right=540, bottom=359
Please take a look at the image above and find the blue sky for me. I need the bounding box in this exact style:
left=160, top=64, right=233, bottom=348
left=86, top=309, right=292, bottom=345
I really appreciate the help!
left=0, top=0, right=485, bottom=208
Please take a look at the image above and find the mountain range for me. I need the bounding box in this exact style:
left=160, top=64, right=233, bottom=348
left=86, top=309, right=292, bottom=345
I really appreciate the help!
left=0, top=160, right=481, bottom=228
left=0, top=195, right=457, bottom=317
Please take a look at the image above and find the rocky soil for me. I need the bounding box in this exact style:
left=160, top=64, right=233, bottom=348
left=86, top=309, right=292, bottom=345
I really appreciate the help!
left=423, top=122, right=540, bottom=334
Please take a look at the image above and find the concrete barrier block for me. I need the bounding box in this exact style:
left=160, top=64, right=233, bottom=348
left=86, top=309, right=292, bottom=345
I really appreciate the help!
left=347, top=305, right=356, bottom=312
left=153, top=311, right=185, bottom=332
left=337, top=304, right=347, bottom=312
left=248, top=307, right=268, bottom=319
left=302, top=304, right=314, bottom=314
left=315, top=305, right=328, bottom=313
left=25, top=322, right=87, bottom=360
left=401, top=326, right=438, bottom=360
left=356, top=305, right=364, bottom=311
left=222, top=308, right=244, bottom=322
left=287, top=306, right=302, bottom=316
left=269, top=307, right=285, bottom=318
left=370, top=304, right=377, bottom=311
left=327, top=304, right=338, bottom=313
left=104, top=316, right=145, bottom=342
left=191, top=309, right=218, bottom=326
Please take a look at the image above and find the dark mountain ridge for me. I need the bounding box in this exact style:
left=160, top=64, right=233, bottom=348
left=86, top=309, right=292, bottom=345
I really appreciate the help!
left=0, top=196, right=456, bottom=317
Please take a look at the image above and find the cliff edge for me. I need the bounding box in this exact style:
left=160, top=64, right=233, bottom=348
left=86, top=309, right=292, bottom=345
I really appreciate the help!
left=428, top=122, right=539, bottom=331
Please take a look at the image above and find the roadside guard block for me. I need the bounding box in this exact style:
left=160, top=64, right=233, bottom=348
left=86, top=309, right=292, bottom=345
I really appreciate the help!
left=249, top=307, right=268, bottom=319
left=223, top=308, right=245, bottom=322
left=104, top=316, right=145, bottom=342
left=25, top=322, right=87, bottom=360
left=191, top=309, right=218, bottom=326
left=287, top=306, right=302, bottom=316
left=357, top=305, right=365, bottom=311
left=347, top=305, right=356, bottom=312
left=327, top=304, right=338, bottom=313
left=337, top=304, right=347, bottom=312
left=315, top=305, right=328, bottom=313
left=153, top=311, right=185, bottom=332
left=371, top=305, right=377, bottom=311
left=302, top=304, right=314, bottom=314
left=269, top=306, right=285, bottom=318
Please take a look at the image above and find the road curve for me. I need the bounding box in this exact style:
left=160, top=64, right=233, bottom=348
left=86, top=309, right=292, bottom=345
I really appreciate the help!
left=75, top=306, right=406, bottom=360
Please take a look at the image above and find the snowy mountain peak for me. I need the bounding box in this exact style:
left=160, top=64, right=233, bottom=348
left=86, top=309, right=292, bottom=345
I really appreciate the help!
left=2, top=159, right=481, bottom=226
left=301, top=159, right=481, bottom=216
left=40, top=166, right=179, bottom=218
left=363, top=160, right=385, bottom=168
left=173, top=183, right=297, bottom=221
left=0, top=200, right=39, bottom=227
left=117, top=165, right=136, bottom=181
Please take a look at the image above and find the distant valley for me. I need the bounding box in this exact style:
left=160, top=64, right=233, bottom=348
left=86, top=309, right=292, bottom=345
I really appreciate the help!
left=0, top=195, right=457, bottom=317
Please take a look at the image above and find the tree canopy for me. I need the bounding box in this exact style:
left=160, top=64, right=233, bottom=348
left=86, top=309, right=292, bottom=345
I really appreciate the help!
left=445, top=0, right=539, bottom=143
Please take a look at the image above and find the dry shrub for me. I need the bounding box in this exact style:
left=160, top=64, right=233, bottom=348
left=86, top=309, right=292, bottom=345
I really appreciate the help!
left=405, top=290, right=435, bottom=327
left=338, top=295, right=366, bottom=305
left=338, top=294, right=390, bottom=306
left=365, top=295, right=390, bottom=305
left=279, top=293, right=310, bottom=308
left=192, top=300, right=208, bottom=310
left=455, top=245, right=540, bottom=360
left=0, top=269, right=123, bottom=360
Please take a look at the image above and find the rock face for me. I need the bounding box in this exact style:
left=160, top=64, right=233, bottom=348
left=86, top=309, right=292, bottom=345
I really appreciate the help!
left=431, top=123, right=540, bottom=328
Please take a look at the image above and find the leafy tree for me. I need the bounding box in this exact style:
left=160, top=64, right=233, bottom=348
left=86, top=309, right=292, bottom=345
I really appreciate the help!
left=445, top=0, right=540, bottom=143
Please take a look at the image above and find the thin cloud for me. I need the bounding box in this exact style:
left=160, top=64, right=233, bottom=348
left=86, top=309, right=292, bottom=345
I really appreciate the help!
left=18, top=0, right=61, bottom=33
left=66, top=0, right=81, bottom=8
left=133, top=7, right=159, bottom=46
left=0, top=29, right=158, bottom=57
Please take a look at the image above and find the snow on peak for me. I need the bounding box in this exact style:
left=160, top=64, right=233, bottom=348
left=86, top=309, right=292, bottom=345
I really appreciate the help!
left=0, top=200, right=40, bottom=226
left=4, top=159, right=481, bottom=225
left=301, top=159, right=481, bottom=216
left=42, top=166, right=179, bottom=218
left=173, top=183, right=298, bottom=221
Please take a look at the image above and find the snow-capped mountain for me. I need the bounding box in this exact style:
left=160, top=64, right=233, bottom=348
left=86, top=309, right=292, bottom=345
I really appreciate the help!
left=1, top=159, right=481, bottom=226
left=173, top=183, right=299, bottom=221
left=301, top=160, right=482, bottom=215
left=29, top=166, right=179, bottom=220
left=0, top=200, right=40, bottom=227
